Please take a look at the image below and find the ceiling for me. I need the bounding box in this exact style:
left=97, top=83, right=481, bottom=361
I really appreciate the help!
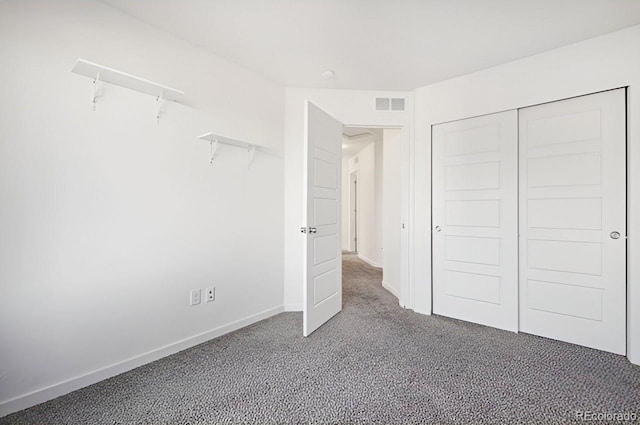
left=101, top=0, right=640, bottom=91
left=342, top=127, right=379, bottom=139
left=342, top=127, right=382, bottom=157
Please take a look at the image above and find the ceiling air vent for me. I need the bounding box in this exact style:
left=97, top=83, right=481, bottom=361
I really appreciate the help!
left=375, top=97, right=390, bottom=111
left=376, top=97, right=405, bottom=111
left=391, top=98, right=406, bottom=111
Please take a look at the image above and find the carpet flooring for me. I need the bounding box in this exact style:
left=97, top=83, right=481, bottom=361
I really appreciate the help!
left=2, top=254, right=639, bottom=424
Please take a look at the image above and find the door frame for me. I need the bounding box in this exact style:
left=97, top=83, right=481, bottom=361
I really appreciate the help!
left=341, top=124, right=409, bottom=308
left=350, top=170, right=358, bottom=253
left=310, top=121, right=409, bottom=308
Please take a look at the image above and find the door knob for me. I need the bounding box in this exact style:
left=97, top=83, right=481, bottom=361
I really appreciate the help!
left=435, top=225, right=441, bottom=232
left=610, top=231, right=621, bottom=239
left=309, top=227, right=317, bottom=234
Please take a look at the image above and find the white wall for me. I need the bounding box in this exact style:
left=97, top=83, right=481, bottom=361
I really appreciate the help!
left=340, top=154, right=350, bottom=251
left=346, top=139, right=382, bottom=267
left=284, top=88, right=412, bottom=310
left=383, top=129, right=402, bottom=297
left=0, top=0, right=285, bottom=415
left=413, top=24, right=640, bottom=364
left=374, top=137, right=384, bottom=267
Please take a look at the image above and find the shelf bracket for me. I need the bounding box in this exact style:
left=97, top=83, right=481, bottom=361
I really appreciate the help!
left=210, top=140, right=219, bottom=165
left=247, top=145, right=256, bottom=167
left=197, top=131, right=281, bottom=166
left=92, top=72, right=101, bottom=111
left=71, top=59, right=184, bottom=114
left=156, top=93, right=165, bottom=125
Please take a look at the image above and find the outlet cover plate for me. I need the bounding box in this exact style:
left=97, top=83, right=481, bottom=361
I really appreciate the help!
left=190, top=289, right=201, bottom=306
left=205, top=287, right=215, bottom=302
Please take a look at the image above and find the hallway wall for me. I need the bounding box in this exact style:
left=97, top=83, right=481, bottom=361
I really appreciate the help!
left=382, top=129, right=402, bottom=297
left=341, top=154, right=351, bottom=251
left=346, top=139, right=382, bottom=267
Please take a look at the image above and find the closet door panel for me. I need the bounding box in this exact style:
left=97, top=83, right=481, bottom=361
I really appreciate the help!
left=432, top=110, right=518, bottom=332
left=519, top=89, right=626, bottom=354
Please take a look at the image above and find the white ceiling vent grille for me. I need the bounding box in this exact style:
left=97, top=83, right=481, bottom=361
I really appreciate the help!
left=376, top=97, right=405, bottom=111
left=375, top=97, right=390, bottom=111
left=391, top=98, right=406, bottom=111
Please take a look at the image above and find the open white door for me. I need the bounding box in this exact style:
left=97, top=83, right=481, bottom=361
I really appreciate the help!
left=519, top=89, right=626, bottom=354
left=432, top=110, right=519, bottom=332
left=303, top=101, right=343, bottom=336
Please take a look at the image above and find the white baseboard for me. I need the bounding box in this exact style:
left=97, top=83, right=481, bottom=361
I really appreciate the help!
left=283, top=304, right=302, bottom=312
left=0, top=305, right=285, bottom=418
left=382, top=280, right=399, bottom=299
left=357, top=254, right=382, bottom=268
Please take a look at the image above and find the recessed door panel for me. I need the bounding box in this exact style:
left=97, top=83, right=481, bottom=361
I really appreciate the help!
left=314, top=269, right=339, bottom=306
left=445, top=236, right=500, bottom=265
left=528, top=198, right=602, bottom=230
left=528, top=153, right=602, bottom=187
left=445, top=200, right=501, bottom=227
left=314, top=159, right=338, bottom=189
left=528, top=240, right=602, bottom=275
left=444, top=124, right=500, bottom=156
left=314, top=234, right=337, bottom=266
left=445, top=271, right=501, bottom=305
left=527, top=280, right=603, bottom=321
left=445, top=162, right=500, bottom=191
left=527, top=109, right=601, bottom=147
left=314, top=198, right=337, bottom=226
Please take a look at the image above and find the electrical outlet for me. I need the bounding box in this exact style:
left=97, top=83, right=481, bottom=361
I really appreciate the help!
left=190, top=289, right=201, bottom=306
left=205, top=287, right=215, bottom=302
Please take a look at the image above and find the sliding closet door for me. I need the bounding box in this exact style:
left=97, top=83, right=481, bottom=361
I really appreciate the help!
left=432, top=110, right=518, bottom=332
left=519, top=89, right=626, bottom=354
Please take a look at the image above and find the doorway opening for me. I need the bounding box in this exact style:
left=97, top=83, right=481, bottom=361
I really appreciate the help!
left=341, top=126, right=402, bottom=300
left=301, top=100, right=408, bottom=336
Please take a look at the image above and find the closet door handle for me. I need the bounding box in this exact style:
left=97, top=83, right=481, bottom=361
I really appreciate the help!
left=610, top=231, right=621, bottom=239
left=435, top=225, right=442, bottom=233
left=309, top=227, right=317, bottom=234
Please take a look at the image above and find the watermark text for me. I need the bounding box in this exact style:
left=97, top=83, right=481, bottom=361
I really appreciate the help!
left=576, top=411, right=637, bottom=421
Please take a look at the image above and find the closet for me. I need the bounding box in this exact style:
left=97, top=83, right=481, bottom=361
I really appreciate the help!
left=432, top=89, right=626, bottom=354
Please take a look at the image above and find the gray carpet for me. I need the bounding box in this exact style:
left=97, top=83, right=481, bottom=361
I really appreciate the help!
left=2, top=254, right=639, bottom=424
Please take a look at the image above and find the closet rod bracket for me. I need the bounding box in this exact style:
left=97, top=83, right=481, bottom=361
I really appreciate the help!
left=248, top=146, right=256, bottom=167
left=92, top=72, right=101, bottom=111
left=156, top=92, right=165, bottom=124
left=210, top=140, right=219, bottom=165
